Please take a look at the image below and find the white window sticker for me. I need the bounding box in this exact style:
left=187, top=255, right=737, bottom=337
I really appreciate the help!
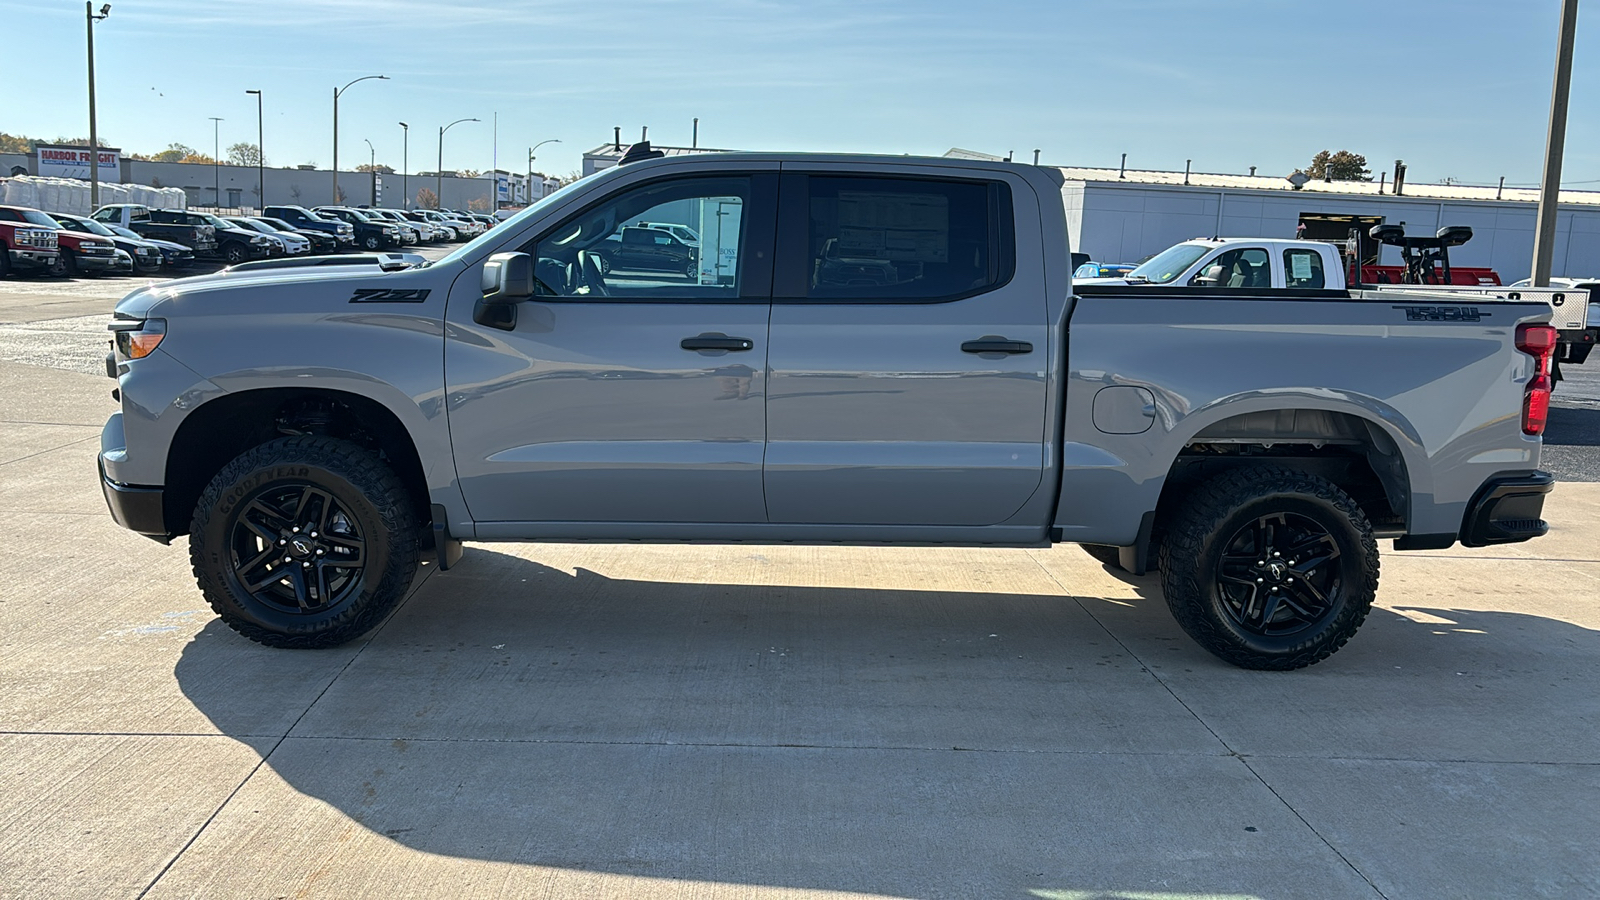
left=1291, top=252, right=1314, bottom=280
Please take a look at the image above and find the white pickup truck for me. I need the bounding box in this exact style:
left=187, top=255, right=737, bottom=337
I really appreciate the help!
left=1083, top=237, right=1591, bottom=335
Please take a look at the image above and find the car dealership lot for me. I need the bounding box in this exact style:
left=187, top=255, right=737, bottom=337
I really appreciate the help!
left=1, top=277, right=1597, bottom=899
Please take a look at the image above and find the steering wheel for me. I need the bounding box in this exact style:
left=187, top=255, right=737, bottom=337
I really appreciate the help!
left=578, top=250, right=609, bottom=297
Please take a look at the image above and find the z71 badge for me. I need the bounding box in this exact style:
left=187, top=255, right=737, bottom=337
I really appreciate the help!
left=349, top=288, right=432, bottom=303
left=1392, top=305, right=1490, bottom=322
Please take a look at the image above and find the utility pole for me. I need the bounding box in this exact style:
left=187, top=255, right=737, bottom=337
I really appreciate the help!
left=246, top=89, right=263, bottom=210
left=208, top=116, right=223, bottom=208
left=333, top=75, right=388, bottom=204
left=528, top=139, right=559, bottom=206
left=399, top=122, right=409, bottom=209
left=364, top=138, right=375, bottom=205
left=1531, top=0, right=1579, bottom=286
left=86, top=3, right=110, bottom=209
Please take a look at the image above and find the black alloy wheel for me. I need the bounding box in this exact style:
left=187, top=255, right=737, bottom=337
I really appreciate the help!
left=1214, top=512, right=1341, bottom=637
left=227, top=483, right=368, bottom=615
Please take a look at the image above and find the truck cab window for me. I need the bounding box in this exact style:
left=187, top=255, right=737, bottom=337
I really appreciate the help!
left=1284, top=248, right=1326, bottom=289
left=801, top=176, right=1007, bottom=301
left=525, top=176, right=749, bottom=300
left=1191, top=248, right=1269, bottom=288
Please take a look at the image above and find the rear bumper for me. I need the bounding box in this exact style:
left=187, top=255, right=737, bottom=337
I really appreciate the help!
left=1460, top=470, right=1554, bottom=547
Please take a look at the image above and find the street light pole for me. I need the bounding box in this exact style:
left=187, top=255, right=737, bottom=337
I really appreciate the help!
left=399, top=122, right=409, bottom=209
left=528, top=139, right=560, bottom=206
left=85, top=2, right=110, bottom=210
left=246, top=89, right=263, bottom=210
left=1531, top=0, right=1580, bottom=286
left=332, top=74, right=388, bottom=204
left=438, top=117, right=480, bottom=210
left=208, top=116, right=223, bottom=208
left=363, top=138, right=375, bottom=205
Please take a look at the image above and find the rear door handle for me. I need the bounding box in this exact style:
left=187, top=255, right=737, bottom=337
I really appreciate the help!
left=961, top=336, right=1033, bottom=354
left=681, top=333, right=754, bottom=352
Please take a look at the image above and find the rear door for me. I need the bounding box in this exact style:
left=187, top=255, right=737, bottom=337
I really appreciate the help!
left=762, top=166, right=1049, bottom=526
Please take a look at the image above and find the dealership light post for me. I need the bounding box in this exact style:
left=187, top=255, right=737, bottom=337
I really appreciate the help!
left=364, top=138, right=376, bottom=205
left=528, top=139, right=559, bottom=205
left=438, top=117, right=479, bottom=210
left=246, top=89, right=263, bottom=210
left=332, top=74, right=388, bottom=204
left=208, top=116, right=223, bottom=208
left=85, top=2, right=110, bottom=209
left=398, top=122, right=409, bottom=209
left=1531, top=0, right=1579, bottom=287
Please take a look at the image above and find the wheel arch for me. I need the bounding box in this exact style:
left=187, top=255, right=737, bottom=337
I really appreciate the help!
left=163, top=386, right=430, bottom=537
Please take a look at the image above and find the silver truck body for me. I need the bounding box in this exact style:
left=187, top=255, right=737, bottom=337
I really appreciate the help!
left=101, top=153, right=1552, bottom=556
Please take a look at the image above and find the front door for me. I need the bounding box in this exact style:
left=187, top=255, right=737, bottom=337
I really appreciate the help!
left=763, top=169, right=1050, bottom=526
left=445, top=171, right=777, bottom=527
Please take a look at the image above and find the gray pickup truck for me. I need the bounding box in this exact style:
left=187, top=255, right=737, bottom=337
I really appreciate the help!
left=97, top=151, right=1563, bottom=670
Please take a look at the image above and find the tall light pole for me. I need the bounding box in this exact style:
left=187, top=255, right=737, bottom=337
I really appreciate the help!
left=245, top=89, right=263, bottom=210
left=333, top=74, right=388, bottom=204
left=1531, top=0, right=1580, bottom=286
left=438, top=117, right=479, bottom=210
left=528, top=139, right=560, bottom=205
left=398, top=122, right=409, bottom=209
left=86, top=2, right=110, bottom=209
left=363, top=138, right=376, bottom=206
left=208, top=116, right=223, bottom=208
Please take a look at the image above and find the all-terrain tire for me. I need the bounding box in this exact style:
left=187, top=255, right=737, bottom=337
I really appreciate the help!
left=189, top=436, right=419, bottom=648
left=1158, top=466, right=1379, bottom=670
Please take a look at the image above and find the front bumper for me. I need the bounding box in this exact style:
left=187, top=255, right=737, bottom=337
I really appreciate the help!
left=98, top=414, right=169, bottom=541
left=75, top=252, right=120, bottom=272
left=1460, top=470, right=1554, bottom=547
left=7, top=248, right=59, bottom=271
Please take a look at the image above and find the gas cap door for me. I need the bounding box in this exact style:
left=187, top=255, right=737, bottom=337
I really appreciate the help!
left=1093, top=386, right=1157, bottom=434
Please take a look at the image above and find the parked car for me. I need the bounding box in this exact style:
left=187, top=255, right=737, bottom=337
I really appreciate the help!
left=405, top=210, right=460, bottom=241
left=380, top=210, right=440, bottom=242
left=638, top=221, right=700, bottom=246
left=255, top=216, right=338, bottom=254
left=51, top=213, right=164, bottom=273
left=92, top=204, right=219, bottom=256
left=109, top=247, right=136, bottom=275
left=142, top=211, right=272, bottom=264
left=357, top=208, right=421, bottom=244
left=228, top=217, right=311, bottom=256
left=105, top=225, right=195, bottom=269
left=1072, top=261, right=1135, bottom=280
left=0, top=205, right=120, bottom=277
left=263, top=205, right=356, bottom=250
left=96, top=151, right=1563, bottom=671
left=311, top=206, right=402, bottom=251
left=0, top=210, right=61, bottom=277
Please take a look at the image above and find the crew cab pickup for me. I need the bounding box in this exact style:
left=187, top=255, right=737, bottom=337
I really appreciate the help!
left=0, top=208, right=61, bottom=275
left=0, top=205, right=120, bottom=277
left=92, top=204, right=218, bottom=256
left=263, top=205, right=356, bottom=249
left=98, top=151, right=1563, bottom=670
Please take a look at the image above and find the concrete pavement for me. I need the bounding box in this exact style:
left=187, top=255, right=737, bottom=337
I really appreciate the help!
left=1, top=356, right=1597, bottom=900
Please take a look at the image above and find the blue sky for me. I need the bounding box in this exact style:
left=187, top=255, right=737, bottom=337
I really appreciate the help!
left=4, top=0, right=1596, bottom=187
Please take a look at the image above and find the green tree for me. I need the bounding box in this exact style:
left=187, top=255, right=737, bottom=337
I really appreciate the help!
left=226, top=142, right=262, bottom=166
left=1307, top=150, right=1372, bottom=182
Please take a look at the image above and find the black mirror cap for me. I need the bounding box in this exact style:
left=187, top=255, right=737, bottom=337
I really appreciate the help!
left=1436, top=225, right=1473, bottom=247
left=481, top=251, right=535, bottom=300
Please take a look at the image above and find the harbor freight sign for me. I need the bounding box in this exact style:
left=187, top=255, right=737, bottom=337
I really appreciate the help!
left=35, top=144, right=121, bottom=182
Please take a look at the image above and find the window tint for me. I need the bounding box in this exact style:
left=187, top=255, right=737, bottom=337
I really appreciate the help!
left=802, top=176, right=1007, bottom=301
left=524, top=176, right=751, bottom=300
left=1190, top=248, right=1270, bottom=288
left=1284, top=248, right=1326, bottom=289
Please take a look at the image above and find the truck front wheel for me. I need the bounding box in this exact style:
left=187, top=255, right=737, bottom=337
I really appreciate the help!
left=224, top=243, right=248, bottom=265
left=1158, top=467, right=1378, bottom=670
left=189, top=436, right=419, bottom=648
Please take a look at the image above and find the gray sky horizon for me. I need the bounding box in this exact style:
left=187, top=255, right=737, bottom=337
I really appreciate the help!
left=4, top=0, right=1595, bottom=189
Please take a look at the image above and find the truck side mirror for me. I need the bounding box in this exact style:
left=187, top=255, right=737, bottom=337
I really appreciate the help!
left=475, top=251, right=535, bottom=331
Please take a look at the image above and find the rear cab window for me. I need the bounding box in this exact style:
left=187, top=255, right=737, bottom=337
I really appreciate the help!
left=1284, top=248, right=1326, bottom=289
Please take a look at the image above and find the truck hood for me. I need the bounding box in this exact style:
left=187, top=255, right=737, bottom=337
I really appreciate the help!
left=112, top=254, right=452, bottom=320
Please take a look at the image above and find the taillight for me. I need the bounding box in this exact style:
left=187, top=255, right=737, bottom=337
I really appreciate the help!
left=1515, top=323, right=1558, bottom=436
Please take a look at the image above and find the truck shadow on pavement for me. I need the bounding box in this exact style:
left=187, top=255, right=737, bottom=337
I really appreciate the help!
left=170, top=547, right=1600, bottom=897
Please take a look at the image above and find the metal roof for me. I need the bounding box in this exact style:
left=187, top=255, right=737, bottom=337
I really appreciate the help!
left=1054, top=165, right=1600, bottom=206
left=583, top=143, right=734, bottom=160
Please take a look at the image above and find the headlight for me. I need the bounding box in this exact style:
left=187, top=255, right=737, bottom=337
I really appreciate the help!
left=112, top=318, right=166, bottom=360
left=136, top=247, right=154, bottom=256
left=252, top=236, right=270, bottom=245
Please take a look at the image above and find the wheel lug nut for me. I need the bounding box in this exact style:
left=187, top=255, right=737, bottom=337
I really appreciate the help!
left=1257, top=560, right=1264, bottom=566
left=279, top=539, right=287, bottom=546
left=292, top=526, right=300, bottom=533
left=1270, top=586, right=1278, bottom=592
left=1272, top=552, right=1280, bottom=557
left=302, top=561, right=311, bottom=568
left=316, top=549, right=324, bottom=556
left=283, top=557, right=292, bottom=563
left=1257, top=578, right=1264, bottom=583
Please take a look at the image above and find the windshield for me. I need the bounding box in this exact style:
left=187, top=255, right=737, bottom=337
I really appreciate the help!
left=59, top=216, right=116, bottom=236
left=1126, top=243, right=1212, bottom=284
left=259, top=217, right=295, bottom=231
left=109, top=225, right=142, bottom=239
left=199, top=214, right=234, bottom=230
left=229, top=219, right=265, bottom=232
left=15, top=209, right=61, bottom=228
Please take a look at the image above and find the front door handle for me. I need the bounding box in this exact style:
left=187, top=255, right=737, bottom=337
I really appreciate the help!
left=961, top=336, right=1033, bottom=354
left=681, top=333, right=754, bottom=352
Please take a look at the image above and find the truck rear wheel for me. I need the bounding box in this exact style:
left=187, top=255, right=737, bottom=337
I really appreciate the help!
left=1158, top=467, right=1378, bottom=670
left=189, top=436, right=419, bottom=649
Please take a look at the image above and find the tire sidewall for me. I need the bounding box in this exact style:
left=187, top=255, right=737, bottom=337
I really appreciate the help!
left=192, top=448, right=403, bottom=641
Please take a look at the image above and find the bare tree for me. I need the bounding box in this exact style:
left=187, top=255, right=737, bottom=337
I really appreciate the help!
left=416, top=188, right=439, bottom=210
left=226, top=142, right=262, bottom=166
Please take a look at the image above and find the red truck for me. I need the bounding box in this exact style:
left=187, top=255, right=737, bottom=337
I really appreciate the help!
left=0, top=205, right=120, bottom=277
left=0, top=207, right=61, bottom=277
